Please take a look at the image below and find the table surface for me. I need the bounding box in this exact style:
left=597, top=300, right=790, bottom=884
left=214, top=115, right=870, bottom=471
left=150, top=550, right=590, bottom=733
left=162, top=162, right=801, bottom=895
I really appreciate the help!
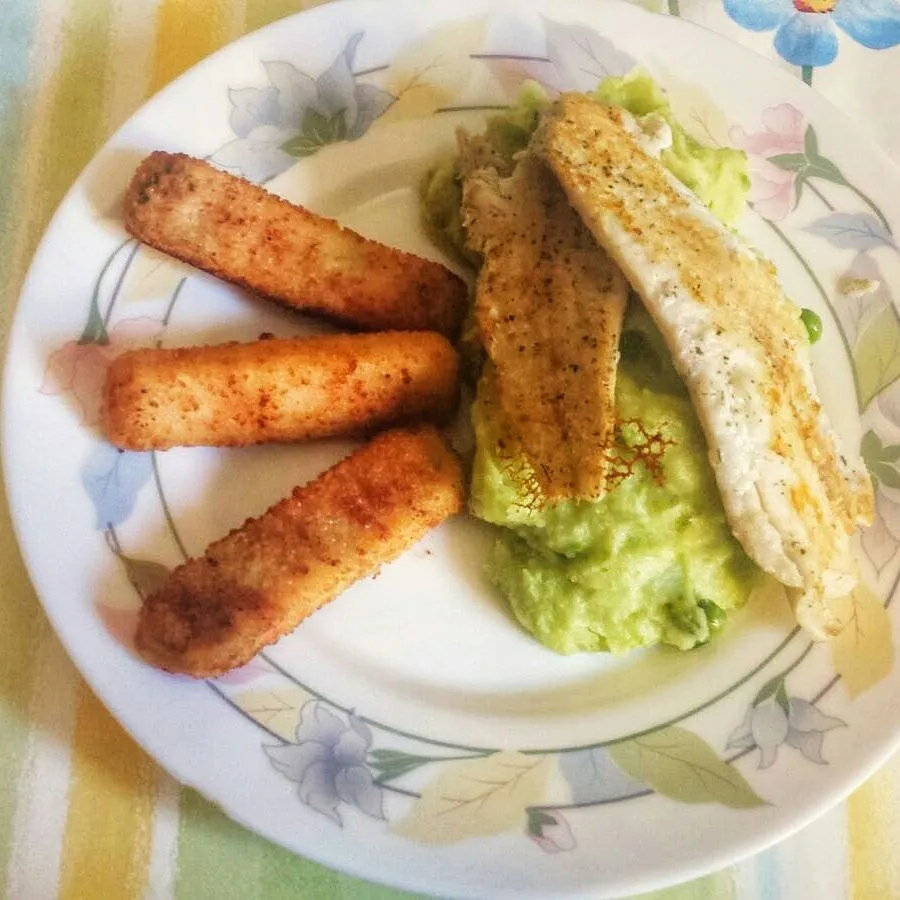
left=2, top=1, right=900, bottom=898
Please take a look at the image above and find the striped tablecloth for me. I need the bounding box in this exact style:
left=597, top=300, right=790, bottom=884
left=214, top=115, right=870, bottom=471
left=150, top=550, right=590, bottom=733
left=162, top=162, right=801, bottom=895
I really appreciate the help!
left=2, top=1, right=900, bottom=898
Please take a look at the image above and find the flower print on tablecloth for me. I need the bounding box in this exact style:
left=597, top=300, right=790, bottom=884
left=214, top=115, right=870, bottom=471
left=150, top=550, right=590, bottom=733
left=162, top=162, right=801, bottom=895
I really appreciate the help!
left=210, top=32, right=394, bottom=182
left=724, top=0, right=900, bottom=68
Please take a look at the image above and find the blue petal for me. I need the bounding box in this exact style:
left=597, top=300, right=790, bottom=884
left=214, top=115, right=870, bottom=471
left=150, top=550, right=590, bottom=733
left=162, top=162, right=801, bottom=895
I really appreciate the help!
left=833, top=0, right=900, bottom=49
left=296, top=760, right=342, bottom=823
left=295, top=700, right=346, bottom=746
left=558, top=747, right=646, bottom=804
left=227, top=86, right=279, bottom=139
left=335, top=765, right=385, bottom=820
left=348, top=83, right=394, bottom=140
left=263, top=61, right=319, bottom=128
left=724, top=0, right=792, bottom=32
left=316, top=33, right=365, bottom=129
left=774, top=12, right=839, bottom=66
left=81, top=444, right=153, bottom=529
left=210, top=130, right=295, bottom=184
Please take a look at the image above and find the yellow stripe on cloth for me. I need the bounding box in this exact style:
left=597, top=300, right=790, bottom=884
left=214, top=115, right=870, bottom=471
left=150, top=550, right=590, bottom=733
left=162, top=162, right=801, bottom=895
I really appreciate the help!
left=244, top=0, right=330, bottom=32
left=848, top=757, right=900, bottom=899
left=58, top=683, right=158, bottom=900
left=150, top=0, right=241, bottom=95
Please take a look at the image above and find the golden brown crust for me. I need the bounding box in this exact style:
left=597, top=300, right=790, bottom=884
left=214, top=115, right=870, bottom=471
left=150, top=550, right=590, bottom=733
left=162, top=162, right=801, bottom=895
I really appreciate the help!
left=135, top=426, right=465, bottom=677
left=102, top=331, right=460, bottom=450
left=535, top=95, right=874, bottom=615
left=123, top=151, right=467, bottom=338
left=461, top=154, right=627, bottom=502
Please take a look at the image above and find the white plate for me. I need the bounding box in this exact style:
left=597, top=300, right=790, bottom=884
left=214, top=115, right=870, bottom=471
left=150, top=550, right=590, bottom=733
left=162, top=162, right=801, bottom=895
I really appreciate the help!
left=5, top=0, right=900, bottom=896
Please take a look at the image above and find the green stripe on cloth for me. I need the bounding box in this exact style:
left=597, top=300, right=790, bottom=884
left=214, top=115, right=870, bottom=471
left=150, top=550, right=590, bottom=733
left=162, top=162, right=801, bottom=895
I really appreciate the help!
left=642, top=869, right=736, bottom=900
left=175, top=789, right=425, bottom=899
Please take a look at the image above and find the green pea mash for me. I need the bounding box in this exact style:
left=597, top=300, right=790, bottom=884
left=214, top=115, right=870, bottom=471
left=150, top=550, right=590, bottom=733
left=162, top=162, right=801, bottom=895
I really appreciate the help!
left=422, top=71, right=761, bottom=654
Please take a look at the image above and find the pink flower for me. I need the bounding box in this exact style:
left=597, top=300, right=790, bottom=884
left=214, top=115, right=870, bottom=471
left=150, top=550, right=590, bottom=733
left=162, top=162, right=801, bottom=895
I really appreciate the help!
left=40, top=317, right=161, bottom=426
left=96, top=602, right=139, bottom=650
left=731, top=104, right=805, bottom=221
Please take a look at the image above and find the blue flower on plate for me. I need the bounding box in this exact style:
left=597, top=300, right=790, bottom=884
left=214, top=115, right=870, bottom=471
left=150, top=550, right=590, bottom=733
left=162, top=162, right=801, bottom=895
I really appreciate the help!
left=81, top=443, right=154, bottom=529
left=727, top=692, right=844, bottom=768
left=265, top=701, right=385, bottom=825
left=211, top=32, right=395, bottom=183
left=724, top=0, right=900, bottom=67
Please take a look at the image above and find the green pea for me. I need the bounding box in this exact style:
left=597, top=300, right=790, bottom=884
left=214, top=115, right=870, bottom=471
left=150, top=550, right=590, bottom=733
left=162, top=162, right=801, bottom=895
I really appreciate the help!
left=800, top=308, right=823, bottom=344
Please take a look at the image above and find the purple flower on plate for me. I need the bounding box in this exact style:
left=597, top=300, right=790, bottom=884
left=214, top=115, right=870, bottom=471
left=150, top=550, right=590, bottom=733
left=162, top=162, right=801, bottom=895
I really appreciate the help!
left=211, top=32, right=394, bottom=183
left=724, top=0, right=900, bottom=67
left=727, top=690, right=845, bottom=768
left=265, top=701, right=385, bottom=824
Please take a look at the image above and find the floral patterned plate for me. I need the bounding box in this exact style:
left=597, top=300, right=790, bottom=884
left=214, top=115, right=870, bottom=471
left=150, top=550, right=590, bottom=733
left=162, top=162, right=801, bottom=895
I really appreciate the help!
left=5, top=0, right=900, bottom=896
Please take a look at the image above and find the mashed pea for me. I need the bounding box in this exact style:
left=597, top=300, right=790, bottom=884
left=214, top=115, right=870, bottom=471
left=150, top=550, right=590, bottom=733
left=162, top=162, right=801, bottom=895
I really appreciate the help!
left=471, top=305, right=760, bottom=654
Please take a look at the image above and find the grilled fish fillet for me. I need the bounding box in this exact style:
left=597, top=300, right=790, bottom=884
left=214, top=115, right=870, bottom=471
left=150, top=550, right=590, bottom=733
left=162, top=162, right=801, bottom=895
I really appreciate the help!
left=535, top=94, right=873, bottom=635
left=136, top=426, right=465, bottom=677
left=103, top=331, right=459, bottom=450
left=124, top=152, right=467, bottom=338
left=462, top=152, right=628, bottom=501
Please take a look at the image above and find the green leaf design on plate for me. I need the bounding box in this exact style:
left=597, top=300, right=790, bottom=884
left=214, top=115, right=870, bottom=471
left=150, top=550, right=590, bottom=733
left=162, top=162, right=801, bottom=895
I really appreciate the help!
left=853, top=302, right=900, bottom=409
left=804, top=124, right=819, bottom=158
left=236, top=688, right=312, bottom=741
left=119, top=555, right=170, bottom=599
left=774, top=680, right=789, bottom=716
left=752, top=672, right=785, bottom=708
left=526, top=807, right=557, bottom=836
left=78, top=299, right=109, bottom=345
left=281, top=108, right=349, bottom=157
left=608, top=726, right=765, bottom=809
left=862, top=429, right=900, bottom=489
left=368, top=749, right=442, bottom=782
left=392, top=751, right=560, bottom=843
left=769, top=125, right=847, bottom=209
left=830, top=585, right=895, bottom=697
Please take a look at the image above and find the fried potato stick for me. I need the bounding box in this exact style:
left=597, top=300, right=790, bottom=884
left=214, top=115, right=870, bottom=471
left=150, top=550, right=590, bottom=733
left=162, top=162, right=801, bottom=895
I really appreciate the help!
left=124, top=152, right=467, bottom=337
left=103, top=331, right=459, bottom=450
left=135, top=426, right=465, bottom=677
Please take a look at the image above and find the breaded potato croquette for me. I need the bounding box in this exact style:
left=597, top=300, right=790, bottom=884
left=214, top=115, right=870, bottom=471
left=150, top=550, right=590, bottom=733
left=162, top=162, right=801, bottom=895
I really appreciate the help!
left=123, top=152, right=468, bottom=338
left=135, top=426, right=465, bottom=677
left=103, top=331, right=460, bottom=451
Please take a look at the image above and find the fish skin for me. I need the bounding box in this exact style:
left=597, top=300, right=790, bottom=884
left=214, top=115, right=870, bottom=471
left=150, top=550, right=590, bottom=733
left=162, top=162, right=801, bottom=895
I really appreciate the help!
left=462, top=151, right=628, bottom=501
left=534, top=94, right=873, bottom=635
